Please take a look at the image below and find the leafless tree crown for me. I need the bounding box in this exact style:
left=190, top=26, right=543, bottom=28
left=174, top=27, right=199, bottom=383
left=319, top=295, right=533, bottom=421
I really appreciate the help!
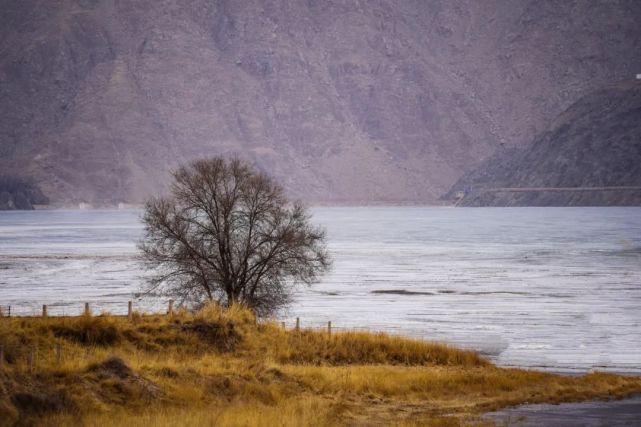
left=139, top=157, right=330, bottom=315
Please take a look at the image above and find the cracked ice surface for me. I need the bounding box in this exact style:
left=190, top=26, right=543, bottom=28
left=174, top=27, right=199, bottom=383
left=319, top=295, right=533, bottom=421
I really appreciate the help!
left=1, top=207, right=640, bottom=373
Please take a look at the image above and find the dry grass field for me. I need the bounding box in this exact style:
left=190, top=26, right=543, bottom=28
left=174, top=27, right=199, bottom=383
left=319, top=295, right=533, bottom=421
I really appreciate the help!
left=1, top=304, right=640, bottom=426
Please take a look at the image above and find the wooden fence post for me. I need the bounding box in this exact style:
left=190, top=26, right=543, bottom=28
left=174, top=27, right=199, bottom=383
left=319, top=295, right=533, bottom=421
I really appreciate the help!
left=295, top=317, right=300, bottom=332
left=168, top=300, right=174, bottom=316
left=281, top=321, right=286, bottom=329
left=84, top=303, right=91, bottom=316
left=42, top=305, right=48, bottom=318
left=328, top=321, right=332, bottom=335
left=56, top=343, right=62, bottom=366
left=28, top=347, right=35, bottom=374
left=127, top=301, right=133, bottom=320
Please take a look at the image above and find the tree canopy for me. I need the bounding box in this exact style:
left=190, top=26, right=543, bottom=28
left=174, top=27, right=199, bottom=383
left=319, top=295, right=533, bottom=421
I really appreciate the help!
left=139, top=157, right=330, bottom=315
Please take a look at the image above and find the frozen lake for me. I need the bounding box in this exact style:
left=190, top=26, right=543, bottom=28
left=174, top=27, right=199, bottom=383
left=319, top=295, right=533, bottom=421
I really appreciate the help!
left=0, top=207, right=640, bottom=373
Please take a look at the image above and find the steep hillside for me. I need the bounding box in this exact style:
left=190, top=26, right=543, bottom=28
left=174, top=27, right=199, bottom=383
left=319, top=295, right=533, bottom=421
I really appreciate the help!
left=1, top=0, right=640, bottom=205
left=0, top=175, right=48, bottom=210
left=448, top=80, right=641, bottom=206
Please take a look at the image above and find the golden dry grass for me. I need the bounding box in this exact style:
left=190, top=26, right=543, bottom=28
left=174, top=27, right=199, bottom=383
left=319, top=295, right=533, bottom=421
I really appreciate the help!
left=1, top=303, right=640, bottom=426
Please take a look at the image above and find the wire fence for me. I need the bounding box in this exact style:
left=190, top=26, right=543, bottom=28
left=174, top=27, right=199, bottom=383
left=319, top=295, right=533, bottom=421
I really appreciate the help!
left=0, top=301, right=444, bottom=345
left=0, top=300, right=169, bottom=318
left=0, top=305, right=10, bottom=317
left=0, top=301, right=175, bottom=319
left=0, top=300, right=451, bottom=374
left=279, top=318, right=437, bottom=339
left=0, top=303, right=414, bottom=335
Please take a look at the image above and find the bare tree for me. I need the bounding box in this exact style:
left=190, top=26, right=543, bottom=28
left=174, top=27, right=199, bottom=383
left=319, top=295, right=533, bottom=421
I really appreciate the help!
left=139, top=157, right=330, bottom=315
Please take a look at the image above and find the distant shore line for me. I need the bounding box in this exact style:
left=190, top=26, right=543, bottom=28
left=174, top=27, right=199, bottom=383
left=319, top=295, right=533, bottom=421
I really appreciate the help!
left=4, top=203, right=641, bottom=212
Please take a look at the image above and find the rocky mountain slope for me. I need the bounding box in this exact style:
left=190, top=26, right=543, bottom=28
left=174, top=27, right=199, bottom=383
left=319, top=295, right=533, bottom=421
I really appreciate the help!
left=1, top=0, right=640, bottom=205
left=448, top=80, right=641, bottom=206
left=0, top=175, right=48, bottom=209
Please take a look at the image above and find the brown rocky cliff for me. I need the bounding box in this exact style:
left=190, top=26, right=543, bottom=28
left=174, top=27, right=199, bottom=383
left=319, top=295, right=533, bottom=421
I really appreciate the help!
left=1, top=1, right=640, bottom=205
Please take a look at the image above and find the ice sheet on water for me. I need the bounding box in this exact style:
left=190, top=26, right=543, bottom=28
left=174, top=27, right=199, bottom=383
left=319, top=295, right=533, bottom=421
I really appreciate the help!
left=0, top=207, right=640, bottom=373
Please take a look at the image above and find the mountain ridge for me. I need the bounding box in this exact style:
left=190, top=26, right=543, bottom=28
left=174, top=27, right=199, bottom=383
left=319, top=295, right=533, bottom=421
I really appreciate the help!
left=1, top=0, right=640, bottom=205
left=447, top=80, right=641, bottom=206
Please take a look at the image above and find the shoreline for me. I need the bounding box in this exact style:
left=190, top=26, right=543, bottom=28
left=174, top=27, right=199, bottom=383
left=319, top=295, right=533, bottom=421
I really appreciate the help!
left=2, top=312, right=639, bottom=377
left=1, top=308, right=641, bottom=425
left=1, top=312, right=639, bottom=377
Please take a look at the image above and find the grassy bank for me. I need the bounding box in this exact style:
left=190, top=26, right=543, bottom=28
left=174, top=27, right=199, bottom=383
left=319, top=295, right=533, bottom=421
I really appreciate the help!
left=1, top=305, right=640, bottom=426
